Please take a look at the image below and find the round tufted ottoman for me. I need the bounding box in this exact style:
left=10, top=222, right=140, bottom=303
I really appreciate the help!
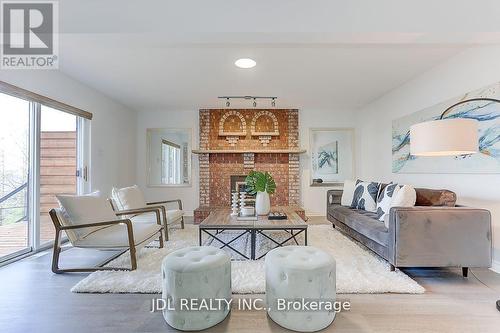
left=265, top=246, right=336, bottom=332
left=161, top=246, right=231, bottom=331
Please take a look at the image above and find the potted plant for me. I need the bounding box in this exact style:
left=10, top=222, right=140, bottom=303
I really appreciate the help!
left=245, top=171, right=276, bottom=215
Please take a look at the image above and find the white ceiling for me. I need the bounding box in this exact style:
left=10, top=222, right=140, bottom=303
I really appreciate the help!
left=56, top=0, right=500, bottom=111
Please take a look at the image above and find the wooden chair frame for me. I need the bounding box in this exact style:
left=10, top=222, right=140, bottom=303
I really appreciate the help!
left=48, top=207, right=164, bottom=274
left=147, top=199, right=185, bottom=239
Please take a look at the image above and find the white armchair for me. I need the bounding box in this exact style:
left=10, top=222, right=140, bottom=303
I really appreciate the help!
left=50, top=192, right=164, bottom=274
left=110, top=185, right=185, bottom=241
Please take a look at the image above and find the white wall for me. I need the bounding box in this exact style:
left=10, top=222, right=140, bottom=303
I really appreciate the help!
left=356, top=45, right=500, bottom=272
left=0, top=70, right=137, bottom=196
left=136, top=108, right=357, bottom=216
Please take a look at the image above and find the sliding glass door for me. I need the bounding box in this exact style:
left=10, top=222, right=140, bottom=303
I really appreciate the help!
left=0, top=93, right=32, bottom=260
left=39, top=106, right=79, bottom=246
left=0, top=92, right=89, bottom=263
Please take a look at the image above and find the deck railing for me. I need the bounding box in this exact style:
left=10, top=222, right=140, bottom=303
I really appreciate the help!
left=0, top=182, right=28, bottom=226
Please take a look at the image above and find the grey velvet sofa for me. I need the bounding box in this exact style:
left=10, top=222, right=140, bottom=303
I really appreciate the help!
left=326, top=187, right=492, bottom=276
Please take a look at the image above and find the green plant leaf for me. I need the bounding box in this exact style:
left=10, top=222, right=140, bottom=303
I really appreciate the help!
left=245, top=170, right=276, bottom=194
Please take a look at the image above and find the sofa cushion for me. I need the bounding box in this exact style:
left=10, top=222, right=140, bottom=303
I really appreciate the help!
left=415, top=188, right=456, bottom=207
left=330, top=206, right=388, bottom=246
left=350, top=180, right=380, bottom=212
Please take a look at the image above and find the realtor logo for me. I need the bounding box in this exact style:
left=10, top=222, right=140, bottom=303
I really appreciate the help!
left=1, top=1, right=58, bottom=69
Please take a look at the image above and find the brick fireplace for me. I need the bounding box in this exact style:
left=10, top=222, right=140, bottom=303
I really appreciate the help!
left=193, top=109, right=305, bottom=223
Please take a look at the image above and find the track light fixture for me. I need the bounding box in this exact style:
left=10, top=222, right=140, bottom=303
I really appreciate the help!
left=218, top=96, right=278, bottom=108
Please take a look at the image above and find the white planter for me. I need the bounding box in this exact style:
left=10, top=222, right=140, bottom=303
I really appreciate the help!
left=255, top=191, right=271, bottom=215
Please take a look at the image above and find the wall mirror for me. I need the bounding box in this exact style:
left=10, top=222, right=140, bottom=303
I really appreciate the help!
left=147, top=128, right=192, bottom=186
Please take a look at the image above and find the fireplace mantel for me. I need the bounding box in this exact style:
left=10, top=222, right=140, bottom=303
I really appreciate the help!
left=192, top=148, right=306, bottom=154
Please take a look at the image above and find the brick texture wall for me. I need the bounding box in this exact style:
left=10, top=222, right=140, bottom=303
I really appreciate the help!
left=197, top=109, right=300, bottom=210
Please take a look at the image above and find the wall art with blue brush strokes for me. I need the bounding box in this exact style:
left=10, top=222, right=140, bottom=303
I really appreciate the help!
left=392, top=82, right=500, bottom=173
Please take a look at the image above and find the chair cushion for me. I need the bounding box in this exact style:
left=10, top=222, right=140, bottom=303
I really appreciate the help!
left=330, top=206, right=389, bottom=246
left=111, top=185, right=147, bottom=210
left=131, top=209, right=184, bottom=225
left=56, top=191, right=117, bottom=240
left=74, top=222, right=162, bottom=248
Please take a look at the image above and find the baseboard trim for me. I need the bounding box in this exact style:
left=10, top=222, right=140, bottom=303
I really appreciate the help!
left=491, top=259, right=500, bottom=274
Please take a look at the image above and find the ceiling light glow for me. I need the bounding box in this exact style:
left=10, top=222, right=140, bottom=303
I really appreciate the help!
left=235, top=58, right=256, bottom=69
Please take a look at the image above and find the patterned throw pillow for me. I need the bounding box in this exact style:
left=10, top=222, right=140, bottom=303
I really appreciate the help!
left=375, top=183, right=401, bottom=221
left=350, top=180, right=380, bottom=212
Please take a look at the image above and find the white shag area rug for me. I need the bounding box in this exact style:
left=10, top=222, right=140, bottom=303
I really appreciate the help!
left=71, top=224, right=424, bottom=294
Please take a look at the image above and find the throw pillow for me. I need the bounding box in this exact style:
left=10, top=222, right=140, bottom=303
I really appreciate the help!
left=111, top=185, right=147, bottom=210
left=391, top=185, right=417, bottom=207
left=375, top=183, right=401, bottom=221
left=340, top=179, right=357, bottom=206
left=350, top=180, right=380, bottom=212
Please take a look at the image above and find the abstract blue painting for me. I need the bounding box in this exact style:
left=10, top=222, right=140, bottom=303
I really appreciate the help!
left=392, top=82, right=500, bottom=173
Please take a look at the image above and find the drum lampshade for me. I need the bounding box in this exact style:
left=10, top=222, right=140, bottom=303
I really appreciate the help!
left=410, top=118, right=479, bottom=156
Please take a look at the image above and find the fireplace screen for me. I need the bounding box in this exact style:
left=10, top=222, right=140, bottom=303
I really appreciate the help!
left=230, top=175, right=248, bottom=196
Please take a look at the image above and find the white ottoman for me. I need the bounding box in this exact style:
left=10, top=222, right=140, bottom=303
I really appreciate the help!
left=162, top=246, right=231, bottom=331
left=266, top=246, right=336, bottom=332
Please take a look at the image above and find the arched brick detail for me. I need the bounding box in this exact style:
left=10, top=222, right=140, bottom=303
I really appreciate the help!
left=250, top=110, right=279, bottom=135
left=218, top=110, right=247, bottom=135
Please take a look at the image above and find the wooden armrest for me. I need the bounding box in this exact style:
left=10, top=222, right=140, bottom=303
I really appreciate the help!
left=147, top=199, right=183, bottom=210
left=59, top=219, right=132, bottom=230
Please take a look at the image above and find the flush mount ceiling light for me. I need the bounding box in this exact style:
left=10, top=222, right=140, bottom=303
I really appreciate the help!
left=235, top=58, right=256, bottom=69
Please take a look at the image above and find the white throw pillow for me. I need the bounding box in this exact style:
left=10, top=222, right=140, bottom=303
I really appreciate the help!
left=341, top=179, right=356, bottom=206
left=350, top=180, right=380, bottom=212
left=56, top=191, right=117, bottom=240
left=390, top=185, right=416, bottom=208
left=111, top=185, right=147, bottom=210
left=375, top=183, right=401, bottom=221
left=381, top=185, right=416, bottom=229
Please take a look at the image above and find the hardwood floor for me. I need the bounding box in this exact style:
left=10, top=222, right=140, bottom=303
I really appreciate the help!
left=0, top=216, right=499, bottom=333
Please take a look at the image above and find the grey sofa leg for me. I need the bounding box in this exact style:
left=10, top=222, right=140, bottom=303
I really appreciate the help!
left=390, top=264, right=396, bottom=271
left=462, top=267, right=469, bottom=278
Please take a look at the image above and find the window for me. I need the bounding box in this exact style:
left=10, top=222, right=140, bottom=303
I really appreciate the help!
left=0, top=94, right=31, bottom=260
left=0, top=82, right=91, bottom=264
left=161, top=140, right=181, bottom=185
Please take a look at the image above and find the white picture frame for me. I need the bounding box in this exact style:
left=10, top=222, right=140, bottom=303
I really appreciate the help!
left=309, top=128, right=355, bottom=186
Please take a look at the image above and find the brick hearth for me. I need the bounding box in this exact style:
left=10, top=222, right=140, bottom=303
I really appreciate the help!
left=194, top=109, right=303, bottom=223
